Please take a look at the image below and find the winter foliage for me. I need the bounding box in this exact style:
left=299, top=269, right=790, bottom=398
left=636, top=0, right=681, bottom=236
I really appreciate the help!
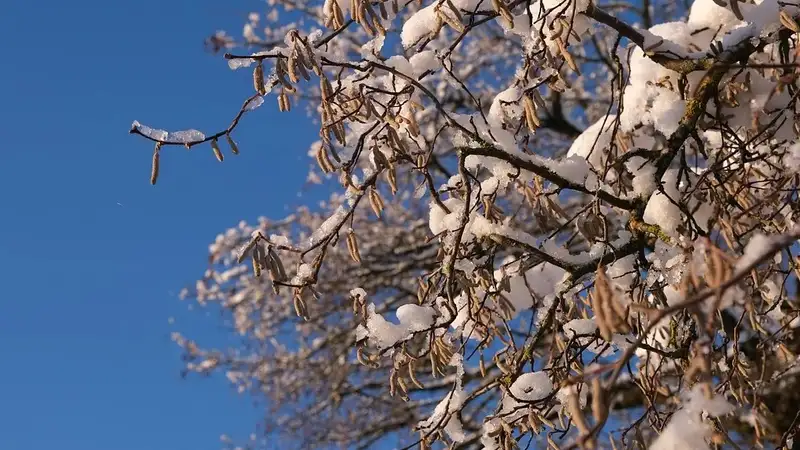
left=132, top=0, right=800, bottom=448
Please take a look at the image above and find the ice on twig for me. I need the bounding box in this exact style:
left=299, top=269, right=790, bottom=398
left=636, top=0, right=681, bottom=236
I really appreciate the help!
left=131, top=121, right=205, bottom=143
left=245, top=96, right=265, bottom=111
left=228, top=58, right=255, bottom=70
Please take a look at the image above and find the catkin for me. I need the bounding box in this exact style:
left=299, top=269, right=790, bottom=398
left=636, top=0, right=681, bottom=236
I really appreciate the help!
left=408, top=362, right=424, bottom=389
left=251, top=246, right=262, bottom=277
left=368, top=188, right=384, bottom=217
left=591, top=378, right=608, bottom=423
left=150, top=143, right=161, bottom=185
left=253, top=63, right=266, bottom=95
left=387, top=166, right=398, bottom=195
left=237, top=238, right=258, bottom=263
left=267, top=247, right=287, bottom=281
left=346, top=231, right=362, bottom=263
left=523, top=95, right=540, bottom=131
left=315, top=145, right=335, bottom=173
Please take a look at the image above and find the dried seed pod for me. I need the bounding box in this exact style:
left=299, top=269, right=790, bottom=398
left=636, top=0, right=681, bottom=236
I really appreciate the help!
left=315, top=144, right=335, bottom=173
left=278, top=91, right=291, bottom=112
left=527, top=411, right=541, bottom=434
left=591, top=378, right=608, bottom=423
left=437, top=7, right=464, bottom=32
left=275, top=59, right=296, bottom=93
left=389, top=368, right=398, bottom=396
left=293, top=51, right=312, bottom=81
left=523, top=95, right=540, bottom=131
left=287, top=55, right=300, bottom=84
left=267, top=247, right=287, bottom=281
left=365, top=3, right=385, bottom=35
left=556, top=37, right=580, bottom=74
left=387, top=127, right=408, bottom=154
left=150, top=143, right=161, bottom=185
left=350, top=0, right=361, bottom=23
left=404, top=112, right=420, bottom=136
left=368, top=187, right=384, bottom=217
left=372, top=148, right=390, bottom=169
left=253, top=62, right=266, bottom=95
left=225, top=134, right=239, bottom=155
left=444, top=0, right=462, bottom=22
left=408, top=362, right=424, bottom=389
left=346, top=231, right=362, bottom=263
left=590, top=292, right=612, bottom=341
left=396, top=375, right=408, bottom=397
left=331, top=0, right=345, bottom=28
left=293, top=290, right=308, bottom=319
left=320, top=76, right=334, bottom=101
left=211, top=138, right=224, bottom=162
left=532, top=89, right=547, bottom=109
left=415, top=153, right=426, bottom=169
left=359, top=5, right=377, bottom=35
left=237, top=237, right=259, bottom=263
left=257, top=245, right=268, bottom=272
left=387, top=165, right=398, bottom=195
left=565, top=386, right=589, bottom=435
left=491, top=0, right=514, bottom=28
left=251, top=246, right=263, bottom=277
left=332, top=121, right=346, bottom=145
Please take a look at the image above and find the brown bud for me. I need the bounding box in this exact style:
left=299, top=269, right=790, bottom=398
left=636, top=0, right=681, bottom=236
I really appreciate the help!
left=225, top=134, right=239, bottom=155
left=211, top=138, right=224, bottom=162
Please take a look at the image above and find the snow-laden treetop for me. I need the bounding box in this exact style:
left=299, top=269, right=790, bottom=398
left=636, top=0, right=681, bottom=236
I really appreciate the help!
left=132, top=0, right=800, bottom=448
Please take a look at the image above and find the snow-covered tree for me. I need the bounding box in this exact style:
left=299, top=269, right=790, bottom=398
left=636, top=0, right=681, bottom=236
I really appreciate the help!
left=131, top=0, right=800, bottom=448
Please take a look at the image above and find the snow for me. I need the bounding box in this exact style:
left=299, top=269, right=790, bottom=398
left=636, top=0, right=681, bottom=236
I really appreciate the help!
left=291, top=263, right=314, bottom=284
left=360, top=35, right=385, bottom=59
left=363, top=303, right=436, bottom=349
left=479, top=371, right=554, bottom=445
left=650, top=386, right=733, bottom=450
left=563, top=318, right=598, bottom=338
left=528, top=0, right=593, bottom=53
left=418, top=353, right=468, bottom=442
left=642, top=168, right=714, bottom=238
left=309, top=205, right=349, bottom=246
left=620, top=21, right=693, bottom=136
left=395, top=304, right=436, bottom=331
left=409, top=50, right=440, bottom=77
left=487, top=86, right=522, bottom=128
left=269, top=234, right=290, bottom=246
left=687, top=0, right=741, bottom=36
left=736, top=233, right=775, bottom=271
left=566, top=115, right=618, bottom=169
left=350, top=287, right=367, bottom=300
left=508, top=371, right=553, bottom=403
left=131, top=121, right=205, bottom=143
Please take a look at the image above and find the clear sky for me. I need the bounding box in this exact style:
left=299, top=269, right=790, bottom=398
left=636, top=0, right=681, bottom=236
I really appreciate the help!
left=0, top=1, right=318, bottom=449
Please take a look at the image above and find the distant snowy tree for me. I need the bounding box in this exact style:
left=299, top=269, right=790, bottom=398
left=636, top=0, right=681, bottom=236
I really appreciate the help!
left=132, top=0, right=800, bottom=448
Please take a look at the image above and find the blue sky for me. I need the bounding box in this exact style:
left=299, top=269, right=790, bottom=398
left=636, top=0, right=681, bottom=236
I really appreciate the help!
left=0, top=1, right=317, bottom=449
